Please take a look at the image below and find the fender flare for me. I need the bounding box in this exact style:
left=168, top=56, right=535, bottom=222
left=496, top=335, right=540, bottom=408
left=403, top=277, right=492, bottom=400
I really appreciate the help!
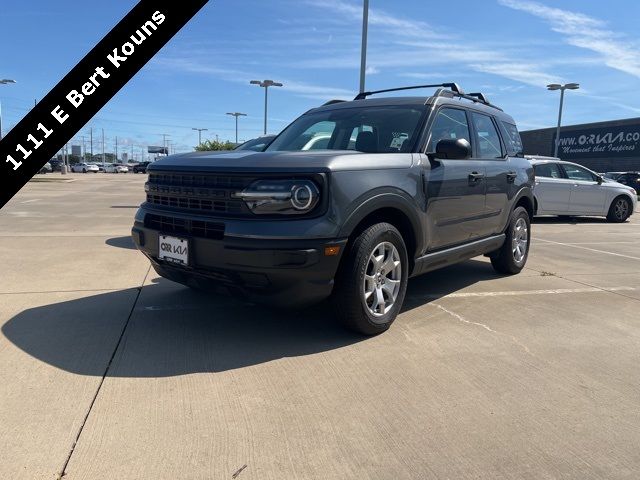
left=338, top=190, right=424, bottom=253
left=512, top=187, right=535, bottom=217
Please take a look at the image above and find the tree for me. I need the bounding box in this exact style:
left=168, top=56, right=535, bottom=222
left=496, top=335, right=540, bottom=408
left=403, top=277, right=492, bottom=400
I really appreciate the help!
left=195, top=139, right=235, bottom=151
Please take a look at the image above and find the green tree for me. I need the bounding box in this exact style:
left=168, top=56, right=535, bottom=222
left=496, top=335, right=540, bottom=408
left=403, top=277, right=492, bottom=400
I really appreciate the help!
left=195, top=140, right=235, bottom=151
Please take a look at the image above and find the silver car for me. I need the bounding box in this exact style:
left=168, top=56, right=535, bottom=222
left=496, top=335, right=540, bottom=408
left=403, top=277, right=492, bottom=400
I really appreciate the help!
left=528, top=156, right=637, bottom=222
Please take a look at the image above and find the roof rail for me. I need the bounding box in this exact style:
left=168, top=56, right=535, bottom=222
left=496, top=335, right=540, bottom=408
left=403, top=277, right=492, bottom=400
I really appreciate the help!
left=434, top=89, right=503, bottom=112
left=322, top=99, right=346, bottom=106
left=354, top=83, right=463, bottom=100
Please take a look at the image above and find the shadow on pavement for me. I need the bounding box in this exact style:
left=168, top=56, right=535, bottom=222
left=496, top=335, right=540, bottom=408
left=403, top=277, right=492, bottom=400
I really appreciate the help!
left=105, top=236, right=136, bottom=249
left=2, top=260, right=495, bottom=377
left=403, top=258, right=502, bottom=311
left=533, top=216, right=607, bottom=225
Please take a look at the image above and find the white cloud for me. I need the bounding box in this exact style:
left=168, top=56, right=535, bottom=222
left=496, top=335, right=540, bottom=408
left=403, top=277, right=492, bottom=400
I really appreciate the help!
left=151, top=57, right=354, bottom=101
left=365, top=66, right=379, bottom=75
left=498, top=0, right=640, bottom=78
left=304, top=0, right=448, bottom=40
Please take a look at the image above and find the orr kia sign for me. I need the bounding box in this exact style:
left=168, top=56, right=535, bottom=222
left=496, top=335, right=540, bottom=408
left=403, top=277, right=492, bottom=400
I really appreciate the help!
left=555, top=124, right=640, bottom=159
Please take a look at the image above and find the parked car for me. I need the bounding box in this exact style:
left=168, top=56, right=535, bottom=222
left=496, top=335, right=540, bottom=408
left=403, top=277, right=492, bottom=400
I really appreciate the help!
left=529, top=156, right=636, bottom=222
left=610, top=171, right=640, bottom=194
left=132, top=83, right=534, bottom=334
left=104, top=163, right=129, bottom=173
left=133, top=161, right=152, bottom=173
left=37, top=162, right=52, bottom=174
left=71, top=163, right=100, bottom=173
left=48, top=159, right=64, bottom=172
left=234, top=135, right=276, bottom=152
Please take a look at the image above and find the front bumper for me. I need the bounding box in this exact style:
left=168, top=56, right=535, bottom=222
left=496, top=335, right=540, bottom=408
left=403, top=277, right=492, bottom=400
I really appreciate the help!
left=131, top=209, right=347, bottom=307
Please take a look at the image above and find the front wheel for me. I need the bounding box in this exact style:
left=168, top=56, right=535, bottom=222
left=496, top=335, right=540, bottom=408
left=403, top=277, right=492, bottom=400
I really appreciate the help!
left=82, top=169, right=87, bottom=173
left=490, top=206, right=530, bottom=274
left=607, top=196, right=632, bottom=223
left=333, top=222, right=408, bottom=335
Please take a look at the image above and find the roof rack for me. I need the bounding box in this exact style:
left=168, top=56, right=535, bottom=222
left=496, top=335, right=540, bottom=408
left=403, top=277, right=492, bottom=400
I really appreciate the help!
left=354, top=83, right=463, bottom=100
left=434, top=88, right=503, bottom=112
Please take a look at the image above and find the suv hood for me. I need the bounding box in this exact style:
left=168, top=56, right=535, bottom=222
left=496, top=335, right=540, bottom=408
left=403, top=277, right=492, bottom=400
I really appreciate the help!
left=148, top=150, right=412, bottom=172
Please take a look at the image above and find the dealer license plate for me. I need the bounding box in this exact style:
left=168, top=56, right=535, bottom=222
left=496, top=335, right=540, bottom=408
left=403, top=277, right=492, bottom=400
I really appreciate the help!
left=158, top=235, right=189, bottom=266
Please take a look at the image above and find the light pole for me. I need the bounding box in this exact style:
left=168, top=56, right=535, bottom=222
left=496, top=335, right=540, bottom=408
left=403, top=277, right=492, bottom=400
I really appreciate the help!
left=0, top=78, right=17, bottom=140
left=547, top=83, right=579, bottom=158
left=192, top=127, right=208, bottom=146
left=226, top=112, right=247, bottom=144
left=359, top=0, right=369, bottom=93
left=250, top=79, right=283, bottom=135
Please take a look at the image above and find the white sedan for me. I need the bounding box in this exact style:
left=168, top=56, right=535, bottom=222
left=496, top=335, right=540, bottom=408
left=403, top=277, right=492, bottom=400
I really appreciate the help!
left=71, top=163, right=100, bottom=173
left=529, top=156, right=637, bottom=223
left=104, top=164, right=129, bottom=173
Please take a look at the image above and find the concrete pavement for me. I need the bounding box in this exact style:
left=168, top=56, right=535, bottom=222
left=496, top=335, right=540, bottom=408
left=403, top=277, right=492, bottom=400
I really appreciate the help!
left=1, top=173, right=639, bottom=479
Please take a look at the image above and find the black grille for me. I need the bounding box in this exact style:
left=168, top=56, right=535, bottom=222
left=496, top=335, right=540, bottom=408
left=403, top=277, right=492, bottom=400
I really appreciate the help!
left=145, top=172, right=254, bottom=215
left=145, top=214, right=225, bottom=240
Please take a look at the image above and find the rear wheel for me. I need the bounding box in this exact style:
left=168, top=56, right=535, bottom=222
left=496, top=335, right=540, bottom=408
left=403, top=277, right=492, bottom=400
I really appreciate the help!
left=333, top=223, right=408, bottom=335
left=607, top=196, right=632, bottom=223
left=82, top=168, right=87, bottom=173
left=490, top=206, right=530, bottom=274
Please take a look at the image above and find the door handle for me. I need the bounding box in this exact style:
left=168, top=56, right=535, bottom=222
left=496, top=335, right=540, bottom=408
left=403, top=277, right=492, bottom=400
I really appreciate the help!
left=468, top=172, right=484, bottom=183
left=506, top=171, right=517, bottom=183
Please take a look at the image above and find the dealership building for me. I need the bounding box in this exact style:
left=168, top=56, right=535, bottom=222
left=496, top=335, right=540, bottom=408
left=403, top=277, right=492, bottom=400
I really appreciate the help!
left=520, top=117, right=640, bottom=173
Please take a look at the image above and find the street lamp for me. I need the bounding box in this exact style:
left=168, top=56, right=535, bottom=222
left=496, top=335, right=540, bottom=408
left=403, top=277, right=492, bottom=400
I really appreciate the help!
left=547, top=82, right=580, bottom=158
left=0, top=78, right=17, bottom=140
left=226, top=112, right=247, bottom=144
left=250, top=79, right=283, bottom=135
left=192, top=127, right=208, bottom=146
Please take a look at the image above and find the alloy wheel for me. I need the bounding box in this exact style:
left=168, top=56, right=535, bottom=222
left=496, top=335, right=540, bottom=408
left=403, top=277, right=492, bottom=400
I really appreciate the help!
left=512, top=217, right=528, bottom=265
left=362, top=241, right=402, bottom=319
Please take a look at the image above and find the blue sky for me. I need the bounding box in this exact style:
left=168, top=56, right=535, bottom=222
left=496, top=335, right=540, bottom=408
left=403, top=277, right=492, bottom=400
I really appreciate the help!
left=2, top=0, right=640, bottom=159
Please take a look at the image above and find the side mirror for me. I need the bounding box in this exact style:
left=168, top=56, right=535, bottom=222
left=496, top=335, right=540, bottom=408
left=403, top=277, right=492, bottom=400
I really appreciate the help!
left=435, top=138, right=472, bottom=160
left=596, top=175, right=603, bottom=185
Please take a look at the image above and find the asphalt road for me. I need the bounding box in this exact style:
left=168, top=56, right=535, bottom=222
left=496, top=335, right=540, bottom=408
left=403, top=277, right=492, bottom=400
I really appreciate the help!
left=1, top=173, right=639, bottom=480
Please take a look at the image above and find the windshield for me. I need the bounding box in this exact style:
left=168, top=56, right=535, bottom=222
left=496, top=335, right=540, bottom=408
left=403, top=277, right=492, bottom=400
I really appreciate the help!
left=266, top=105, right=426, bottom=153
left=235, top=135, right=275, bottom=152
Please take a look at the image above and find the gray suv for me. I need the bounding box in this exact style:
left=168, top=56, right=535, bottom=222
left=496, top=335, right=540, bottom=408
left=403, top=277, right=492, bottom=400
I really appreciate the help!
left=131, top=83, right=534, bottom=334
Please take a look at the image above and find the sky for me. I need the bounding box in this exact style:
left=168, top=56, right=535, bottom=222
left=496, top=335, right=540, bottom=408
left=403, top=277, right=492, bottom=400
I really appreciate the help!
left=2, top=0, right=640, bottom=160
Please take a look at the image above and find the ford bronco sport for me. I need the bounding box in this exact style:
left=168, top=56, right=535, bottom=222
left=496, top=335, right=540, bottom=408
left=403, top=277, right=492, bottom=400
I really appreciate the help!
left=132, top=83, right=534, bottom=335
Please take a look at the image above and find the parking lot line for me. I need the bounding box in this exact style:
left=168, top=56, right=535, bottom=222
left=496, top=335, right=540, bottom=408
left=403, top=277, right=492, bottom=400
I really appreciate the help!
left=535, top=238, right=640, bottom=261
left=413, top=286, right=635, bottom=299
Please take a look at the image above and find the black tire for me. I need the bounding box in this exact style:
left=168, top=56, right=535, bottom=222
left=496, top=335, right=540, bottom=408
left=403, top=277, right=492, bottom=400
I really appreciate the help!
left=606, top=196, right=632, bottom=223
left=490, top=206, right=530, bottom=275
left=82, top=169, right=87, bottom=173
left=333, top=222, right=408, bottom=335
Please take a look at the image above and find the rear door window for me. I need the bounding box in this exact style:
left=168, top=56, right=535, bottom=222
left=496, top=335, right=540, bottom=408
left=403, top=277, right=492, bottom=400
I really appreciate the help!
left=471, top=112, right=503, bottom=158
left=534, top=163, right=563, bottom=178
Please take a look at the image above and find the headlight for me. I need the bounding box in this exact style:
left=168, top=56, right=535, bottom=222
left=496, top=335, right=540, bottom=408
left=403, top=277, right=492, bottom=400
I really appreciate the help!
left=144, top=182, right=150, bottom=192
left=233, top=179, right=320, bottom=215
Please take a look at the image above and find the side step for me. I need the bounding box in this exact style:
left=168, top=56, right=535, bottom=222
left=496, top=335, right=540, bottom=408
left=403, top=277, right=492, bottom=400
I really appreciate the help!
left=411, top=234, right=505, bottom=277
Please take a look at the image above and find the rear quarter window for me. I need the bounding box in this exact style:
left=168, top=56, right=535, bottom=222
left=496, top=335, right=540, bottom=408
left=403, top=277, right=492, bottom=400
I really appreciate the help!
left=501, top=121, right=523, bottom=157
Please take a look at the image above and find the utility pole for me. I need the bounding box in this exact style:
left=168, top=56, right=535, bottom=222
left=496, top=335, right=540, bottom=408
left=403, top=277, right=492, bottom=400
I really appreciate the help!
left=81, top=136, right=86, bottom=162
left=89, top=127, right=93, bottom=162
left=101, top=128, right=105, bottom=165
left=226, top=112, right=247, bottom=143
left=250, top=79, right=283, bottom=135
left=115, top=136, right=118, bottom=162
left=359, top=0, right=369, bottom=93
left=160, top=133, right=170, bottom=156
